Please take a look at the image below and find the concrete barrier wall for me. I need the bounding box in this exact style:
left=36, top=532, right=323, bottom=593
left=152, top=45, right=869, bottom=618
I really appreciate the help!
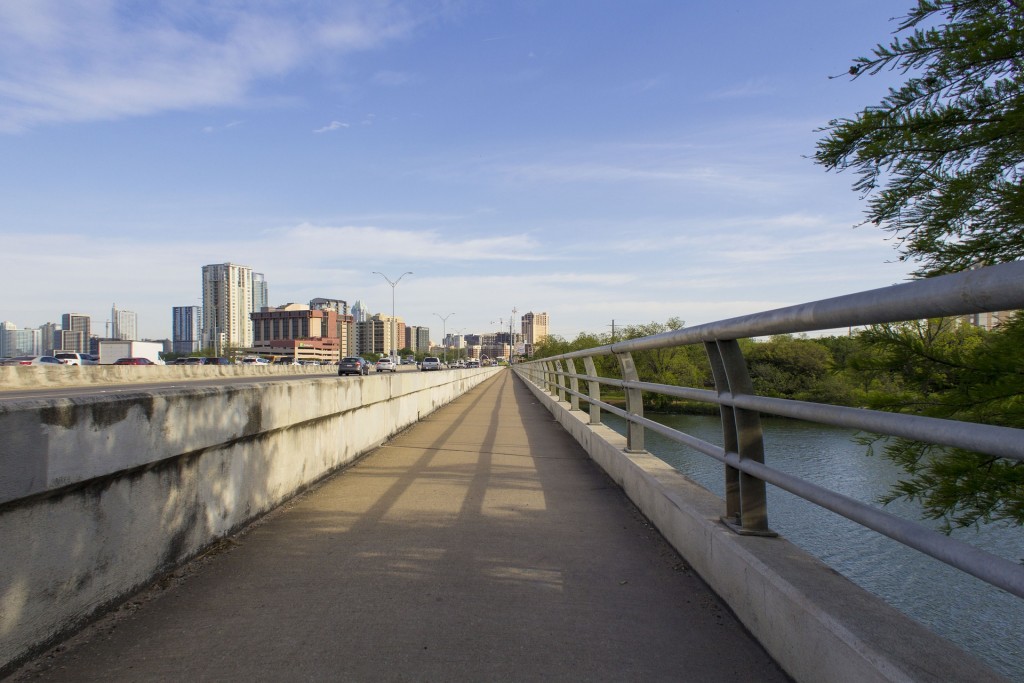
left=0, top=368, right=499, bottom=674
left=513, top=371, right=1005, bottom=683
left=0, top=363, right=343, bottom=391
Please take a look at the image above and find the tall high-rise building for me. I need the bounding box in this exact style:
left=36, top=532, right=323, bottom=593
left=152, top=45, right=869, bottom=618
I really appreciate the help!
left=351, top=301, right=369, bottom=353
left=367, top=313, right=403, bottom=356
left=202, top=263, right=254, bottom=353
left=357, top=318, right=384, bottom=356
left=53, top=329, right=84, bottom=354
left=405, top=325, right=431, bottom=355
left=521, top=311, right=549, bottom=355
left=252, top=272, right=269, bottom=312
left=415, top=327, right=430, bottom=355
left=172, top=306, right=202, bottom=354
left=1, top=323, right=42, bottom=357
left=111, top=304, right=138, bottom=341
left=0, top=321, right=17, bottom=358
left=61, top=313, right=91, bottom=353
left=39, top=322, right=59, bottom=354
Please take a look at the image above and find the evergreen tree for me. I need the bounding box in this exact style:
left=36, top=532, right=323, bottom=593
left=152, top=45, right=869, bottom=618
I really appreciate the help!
left=817, top=0, right=1024, bottom=528
left=815, top=0, right=1024, bottom=275
left=850, top=318, right=1024, bottom=529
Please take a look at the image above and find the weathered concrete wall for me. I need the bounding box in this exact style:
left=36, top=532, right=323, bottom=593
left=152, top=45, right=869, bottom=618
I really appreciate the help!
left=0, top=363, right=341, bottom=391
left=513, top=370, right=1006, bottom=683
left=0, top=369, right=499, bottom=674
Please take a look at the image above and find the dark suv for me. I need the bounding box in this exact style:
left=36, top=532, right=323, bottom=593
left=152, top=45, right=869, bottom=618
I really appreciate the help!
left=338, top=356, right=370, bottom=376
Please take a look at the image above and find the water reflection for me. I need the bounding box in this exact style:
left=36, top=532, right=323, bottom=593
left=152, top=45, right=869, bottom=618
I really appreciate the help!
left=605, top=413, right=1024, bottom=681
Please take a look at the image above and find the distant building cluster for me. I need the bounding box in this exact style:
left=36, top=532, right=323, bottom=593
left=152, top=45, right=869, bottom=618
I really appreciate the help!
left=181, top=261, right=553, bottom=364
left=0, top=309, right=157, bottom=359
left=1, top=258, right=553, bottom=365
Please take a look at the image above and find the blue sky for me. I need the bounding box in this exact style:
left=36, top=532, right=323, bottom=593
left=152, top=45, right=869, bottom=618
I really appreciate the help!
left=0, top=1, right=916, bottom=341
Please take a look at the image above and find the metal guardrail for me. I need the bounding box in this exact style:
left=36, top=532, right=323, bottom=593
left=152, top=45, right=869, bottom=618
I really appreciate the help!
left=513, top=261, right=1024, bottom=600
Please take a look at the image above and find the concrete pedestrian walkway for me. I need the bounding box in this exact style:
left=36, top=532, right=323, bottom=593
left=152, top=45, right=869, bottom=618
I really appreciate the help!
left=13, top=371, right=789, bottom=682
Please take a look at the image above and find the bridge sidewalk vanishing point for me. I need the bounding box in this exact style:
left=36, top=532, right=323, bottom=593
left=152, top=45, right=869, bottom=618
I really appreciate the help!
left=10, top=370, right=788, bottom=682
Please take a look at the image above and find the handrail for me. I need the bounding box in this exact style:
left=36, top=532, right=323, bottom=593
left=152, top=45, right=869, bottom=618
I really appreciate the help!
left=555, top=260, right=1024, bottom=358
left=513, top=261, right=1024, bottom=599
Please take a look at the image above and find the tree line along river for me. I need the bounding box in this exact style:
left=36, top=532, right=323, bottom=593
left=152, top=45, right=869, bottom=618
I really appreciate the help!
left=605, top=413, right=1024, bottom=682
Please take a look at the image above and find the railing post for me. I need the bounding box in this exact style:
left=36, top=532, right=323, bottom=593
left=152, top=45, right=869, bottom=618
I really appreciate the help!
left=566, top=358, right=580, bottom=411
left=554, top=360, right=567, bottom=403
left=582, top=356, right=602, bottom=425
left=615, top=352, right=644, bottom=453
left=704, top=340, right=774, bottom=536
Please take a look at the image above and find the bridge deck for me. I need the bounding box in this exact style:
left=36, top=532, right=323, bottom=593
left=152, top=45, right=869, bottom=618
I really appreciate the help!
left=17, top=371, right=788, bottom=682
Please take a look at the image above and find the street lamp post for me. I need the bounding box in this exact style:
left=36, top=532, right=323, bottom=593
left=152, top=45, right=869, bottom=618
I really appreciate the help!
left=510, top=306, right=517, bottom=364
left=434, top=312, right=454, bottom=365
left=372, top=271, right=412, bottom=363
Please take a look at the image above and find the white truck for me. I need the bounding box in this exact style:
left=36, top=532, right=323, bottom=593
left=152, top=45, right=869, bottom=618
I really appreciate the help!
left=98, top=340, right=166, bottom=365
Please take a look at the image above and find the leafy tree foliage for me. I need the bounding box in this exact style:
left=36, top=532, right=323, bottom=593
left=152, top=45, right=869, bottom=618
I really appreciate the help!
left=745, top=335, right=855, bottom=405
left=619, top=319, right=710, bottom=410
left=816, top=0, right=1024, bottom=529
left=849, top=318, right=1024, bottom=529
left=815, top=0, right=1024, bottom=275
left=529, top=314, right=1023, bottom=528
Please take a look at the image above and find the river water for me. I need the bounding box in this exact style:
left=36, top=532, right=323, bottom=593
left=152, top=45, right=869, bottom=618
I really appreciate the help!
left=604, top=413, right=1024, bottom=681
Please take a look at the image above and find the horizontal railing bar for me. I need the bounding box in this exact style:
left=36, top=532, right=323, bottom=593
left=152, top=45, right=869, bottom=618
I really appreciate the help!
left=547, top=375, right=1024, bottom=599
left=625, top=410, right=728, bottom=462
left=551, top=371, right=1024, bottom=463
left=727, top=394, right=1024, bottom=462
left=551, top=261, right=1024, bottom=361
left=520, top=260, right=1024, bottom=604
left=733, top=456, right=1024, bottom=599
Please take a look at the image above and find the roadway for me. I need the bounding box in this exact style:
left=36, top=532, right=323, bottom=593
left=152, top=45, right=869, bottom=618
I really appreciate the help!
left=9, top=370, right=789, bottom=681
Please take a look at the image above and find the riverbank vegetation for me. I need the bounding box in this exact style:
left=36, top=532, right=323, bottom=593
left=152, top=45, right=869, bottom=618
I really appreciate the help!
left=530, top=313, right=1024, bottom=529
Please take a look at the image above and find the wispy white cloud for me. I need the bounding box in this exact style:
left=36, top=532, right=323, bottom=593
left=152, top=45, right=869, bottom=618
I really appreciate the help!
left=705, top=77, right=776, bottom=100
left=372, top=70, right=415, bottom=86
left=203, top=120, right=244, bottom=134
left=0, top=2, right=424, bottom=133
left=622, top=74, right=669, bottom=93
left=495, top=160, right=784, bottom=196
left=313, top=120, right=350, bottom=133
left=282, top=223, right=550, bottom=262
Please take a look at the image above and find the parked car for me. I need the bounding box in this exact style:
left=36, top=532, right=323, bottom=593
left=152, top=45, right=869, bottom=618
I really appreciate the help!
left=0, top=355, right=67, bottom=366
left=375, top=357, right=397, bottom=373
left=54, top=352, right=98, bottom=365
left=338, top=356, right=370, bottom=376
left=420, top=356, right=442, bottom=371
left=113, top=357, right=156, bottom=365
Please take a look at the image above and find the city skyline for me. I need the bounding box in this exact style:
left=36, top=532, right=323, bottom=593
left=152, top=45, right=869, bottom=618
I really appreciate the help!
left=1, top=259, right=541, bottom=348
left=2, top=3, right=917, bottom=340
